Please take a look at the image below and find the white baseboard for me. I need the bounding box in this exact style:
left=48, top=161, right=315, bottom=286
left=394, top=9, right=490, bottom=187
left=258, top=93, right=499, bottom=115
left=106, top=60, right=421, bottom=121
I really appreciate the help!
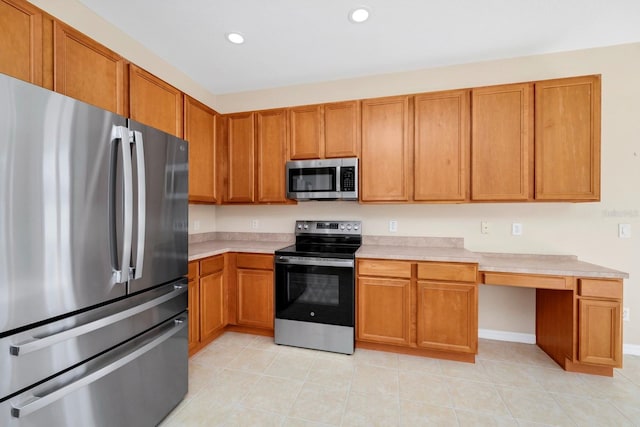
left=624, top=344, right=640, bottom=356
left=478, top=329, right=536, bottom=344
left=479, top=329, right=640, bottom=355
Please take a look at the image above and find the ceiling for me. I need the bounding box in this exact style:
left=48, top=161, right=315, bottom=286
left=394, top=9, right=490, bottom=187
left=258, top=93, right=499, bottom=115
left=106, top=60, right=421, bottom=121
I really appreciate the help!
left=77, top=0, right=640, bottom=95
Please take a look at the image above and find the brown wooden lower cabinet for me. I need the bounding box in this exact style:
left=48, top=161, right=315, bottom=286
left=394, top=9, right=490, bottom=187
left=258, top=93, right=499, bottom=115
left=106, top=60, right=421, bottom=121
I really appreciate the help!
left=200, top=267, right=225, bottom=340
left=416, top=281, right=477, bottom=353
left=235, top=254, right=274, bottom=330
left=237, top=269, right=274, bottom=329
left=578, top=298, right=622, bottom=367
left=188, top=255, right=226, bottom=355
left=356, top=258, right=478, bottom=361
left=357, top=276, right=411, bottom=346
left=187, top=261, right=200, bottom=354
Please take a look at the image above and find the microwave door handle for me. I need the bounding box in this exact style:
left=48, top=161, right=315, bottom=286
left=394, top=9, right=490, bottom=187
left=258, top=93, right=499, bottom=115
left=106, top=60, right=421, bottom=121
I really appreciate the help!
left=131, top=131, right=146, bottom=280
left=336, top=166, right=341, bottom=192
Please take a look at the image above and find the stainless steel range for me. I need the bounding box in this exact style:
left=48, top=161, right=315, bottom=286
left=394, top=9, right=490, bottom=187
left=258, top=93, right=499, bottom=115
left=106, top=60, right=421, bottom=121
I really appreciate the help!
left=274, top=220, right=361, bottom=354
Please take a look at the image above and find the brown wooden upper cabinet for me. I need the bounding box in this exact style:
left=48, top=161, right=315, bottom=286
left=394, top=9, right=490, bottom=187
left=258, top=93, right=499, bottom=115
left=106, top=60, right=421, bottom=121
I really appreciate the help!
left=360, top=96, right=411, bottom=202
left=471, top=83, right=534, bottom=201
left=256, top=109, right=289, bottom=203
left=225, top=109, right=289, bottom=204
left=53, top=22, right=125, bottom=115
left=129, top=64, right=183, bottom=138
left=289, top=101, right=360, bottom=159
left=0, top=0, right=43, bottom=85
left=535, top=75, right=601, bottom=201
left=414, top=90, right=470, bottom=202
left=184, top=95, right=219, bottom=203
left=225, top=112, right=255, bottom=203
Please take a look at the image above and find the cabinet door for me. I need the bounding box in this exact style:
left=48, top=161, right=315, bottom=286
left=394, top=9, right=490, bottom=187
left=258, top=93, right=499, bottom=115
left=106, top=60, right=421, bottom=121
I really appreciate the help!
left=0, top=0, right=42, bottom=85
left=188, top=278, right=200, bottom=353
left=257, top=109, right=288, bottom=203
left=361, top=96, right=411, bottom=202
left=289, top=104, right=323, bottom=159
left=226, top=112, right=255, bottom=203
left=357, top=277, right=411, bottom=346
left=416, top=281, right=477, bottom=353
left=200, top=270, right=226, bottom=341
left=414, top=90, right=470, bottom=201
left=53, top=22, right=125, bottom=114
left=471, top=83, right=533, bottom=201
left=185, top=96, right=218, bottom=203
left=237, top=269, right=274, bottom=329
left=535, top=76, right=601, bottom=201
left=578, top=299, right=621, bottom=367
left=324, top=101, right=360, bottom=158
left=129, top=64, right=183, bottom=137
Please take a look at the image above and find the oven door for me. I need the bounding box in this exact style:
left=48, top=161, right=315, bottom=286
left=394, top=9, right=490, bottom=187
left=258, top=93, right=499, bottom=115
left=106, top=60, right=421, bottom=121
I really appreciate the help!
left=274, top=256, right=354, bottom=327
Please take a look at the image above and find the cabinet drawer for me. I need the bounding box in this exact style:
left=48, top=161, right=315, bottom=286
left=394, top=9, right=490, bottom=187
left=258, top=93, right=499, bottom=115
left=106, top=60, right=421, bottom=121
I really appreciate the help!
left=358, top=259, right=412, bottom=279
left=236, top=253, right=274, bottom=270
left=187, top=261, right=199, bottom=281
left=417, top=262, right=477, bottom=283
left=579, top=279, right=623, bottom=300
left=482, top=272, right=571, bottom=290
left=201, top=255, right=224, bottom=276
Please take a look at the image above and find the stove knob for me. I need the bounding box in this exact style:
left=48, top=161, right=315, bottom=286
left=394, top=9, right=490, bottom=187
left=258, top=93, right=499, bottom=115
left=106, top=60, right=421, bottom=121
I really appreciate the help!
left=354, top=225, right=359, bottom=230
left=340, top=224, right=345, bottom=230
left=346, top=224, right=352, bottom=230
left=297, top=224, right=303, bottom=230
left=303, top=224, right=309, bottom=230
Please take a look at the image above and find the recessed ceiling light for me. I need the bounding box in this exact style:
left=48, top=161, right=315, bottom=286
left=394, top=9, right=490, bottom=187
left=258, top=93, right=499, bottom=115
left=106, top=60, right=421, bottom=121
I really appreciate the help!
left=226, top=32, right=245, bottom=44
left=349, top=7, right=370, bottom=23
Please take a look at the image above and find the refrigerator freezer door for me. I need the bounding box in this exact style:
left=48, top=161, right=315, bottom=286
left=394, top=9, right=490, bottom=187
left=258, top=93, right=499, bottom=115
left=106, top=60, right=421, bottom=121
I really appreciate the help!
left=0, top=280, right=187, bottom=401
left=127, top=120, right=188, bottom=294
left=0, top=74, right=129, bottom=333
left=1, top=313, right=188, bottom=426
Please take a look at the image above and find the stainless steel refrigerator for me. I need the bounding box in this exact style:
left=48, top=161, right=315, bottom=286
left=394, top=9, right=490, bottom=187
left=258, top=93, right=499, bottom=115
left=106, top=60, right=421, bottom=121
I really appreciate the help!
left=0, top=72, right=189, bottom=426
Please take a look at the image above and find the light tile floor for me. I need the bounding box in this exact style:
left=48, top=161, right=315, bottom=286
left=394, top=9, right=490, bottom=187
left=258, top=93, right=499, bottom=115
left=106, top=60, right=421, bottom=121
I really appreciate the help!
left=160, top=332, right=640, bottom=426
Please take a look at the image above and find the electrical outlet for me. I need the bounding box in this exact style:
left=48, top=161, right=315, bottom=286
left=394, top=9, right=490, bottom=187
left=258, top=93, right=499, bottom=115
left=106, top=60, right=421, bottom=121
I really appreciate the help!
left=389, top=220, right=398, bottom=233
left=481, top=221, right=489, bottom=234
left=623, top=307, right=630, bottom=322
left=193, top=220, right=200, bottom=231
left=512, top=223, right=523, bottom=236
left=619, top=224, right=631, bottom=238
left=251, top=219, right=259, bottom=229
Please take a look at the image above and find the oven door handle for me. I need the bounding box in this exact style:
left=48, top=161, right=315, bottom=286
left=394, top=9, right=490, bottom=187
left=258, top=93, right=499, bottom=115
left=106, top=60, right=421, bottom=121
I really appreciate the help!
left=275, top=256, right=354, bottom=268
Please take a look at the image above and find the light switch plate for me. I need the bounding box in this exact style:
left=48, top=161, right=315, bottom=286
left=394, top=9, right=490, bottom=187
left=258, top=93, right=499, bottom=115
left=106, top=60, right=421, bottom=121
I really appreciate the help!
left=389, top=220, right=398, bottom=233
left=619, top=224, right=631, bottom=238
left=481, top=221, right=489, bottom=234
left=512, top=223, right=523, bottom=236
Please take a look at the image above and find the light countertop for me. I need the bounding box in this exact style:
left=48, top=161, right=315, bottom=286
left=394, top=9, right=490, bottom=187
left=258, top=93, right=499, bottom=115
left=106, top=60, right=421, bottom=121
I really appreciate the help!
left=188, top=240, right=290, bottom=261
left=188, top=234, right=628, bottom=279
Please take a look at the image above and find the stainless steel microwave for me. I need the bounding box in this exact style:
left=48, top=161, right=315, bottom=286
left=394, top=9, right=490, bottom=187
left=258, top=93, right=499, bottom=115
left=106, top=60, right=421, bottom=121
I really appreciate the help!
left=286, top=158, right=358, bottom=200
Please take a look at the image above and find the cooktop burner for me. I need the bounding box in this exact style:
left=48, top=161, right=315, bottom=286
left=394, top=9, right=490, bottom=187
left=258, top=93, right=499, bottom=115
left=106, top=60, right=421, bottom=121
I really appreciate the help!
left=276, top=220, right=362, bottom=259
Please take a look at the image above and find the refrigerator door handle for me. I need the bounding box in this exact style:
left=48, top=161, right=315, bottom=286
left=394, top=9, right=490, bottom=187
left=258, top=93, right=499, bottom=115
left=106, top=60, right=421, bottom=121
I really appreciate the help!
left=9, top=283, right=187, bottom=357
left=110, top=125, right=133, bottom=284
left=131, top=130, right=146, bottom=280
left=10, top=316, right=187, bottom=419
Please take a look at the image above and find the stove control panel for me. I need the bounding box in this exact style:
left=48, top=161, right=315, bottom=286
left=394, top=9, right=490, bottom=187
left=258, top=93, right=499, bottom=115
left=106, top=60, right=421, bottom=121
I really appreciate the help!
left=295, top=220, right=362, bottom=235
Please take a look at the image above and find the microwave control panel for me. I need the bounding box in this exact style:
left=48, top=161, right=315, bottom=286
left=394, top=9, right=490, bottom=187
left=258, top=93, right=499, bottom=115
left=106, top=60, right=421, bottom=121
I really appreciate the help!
left=341, top=166, right=356, bottom=192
